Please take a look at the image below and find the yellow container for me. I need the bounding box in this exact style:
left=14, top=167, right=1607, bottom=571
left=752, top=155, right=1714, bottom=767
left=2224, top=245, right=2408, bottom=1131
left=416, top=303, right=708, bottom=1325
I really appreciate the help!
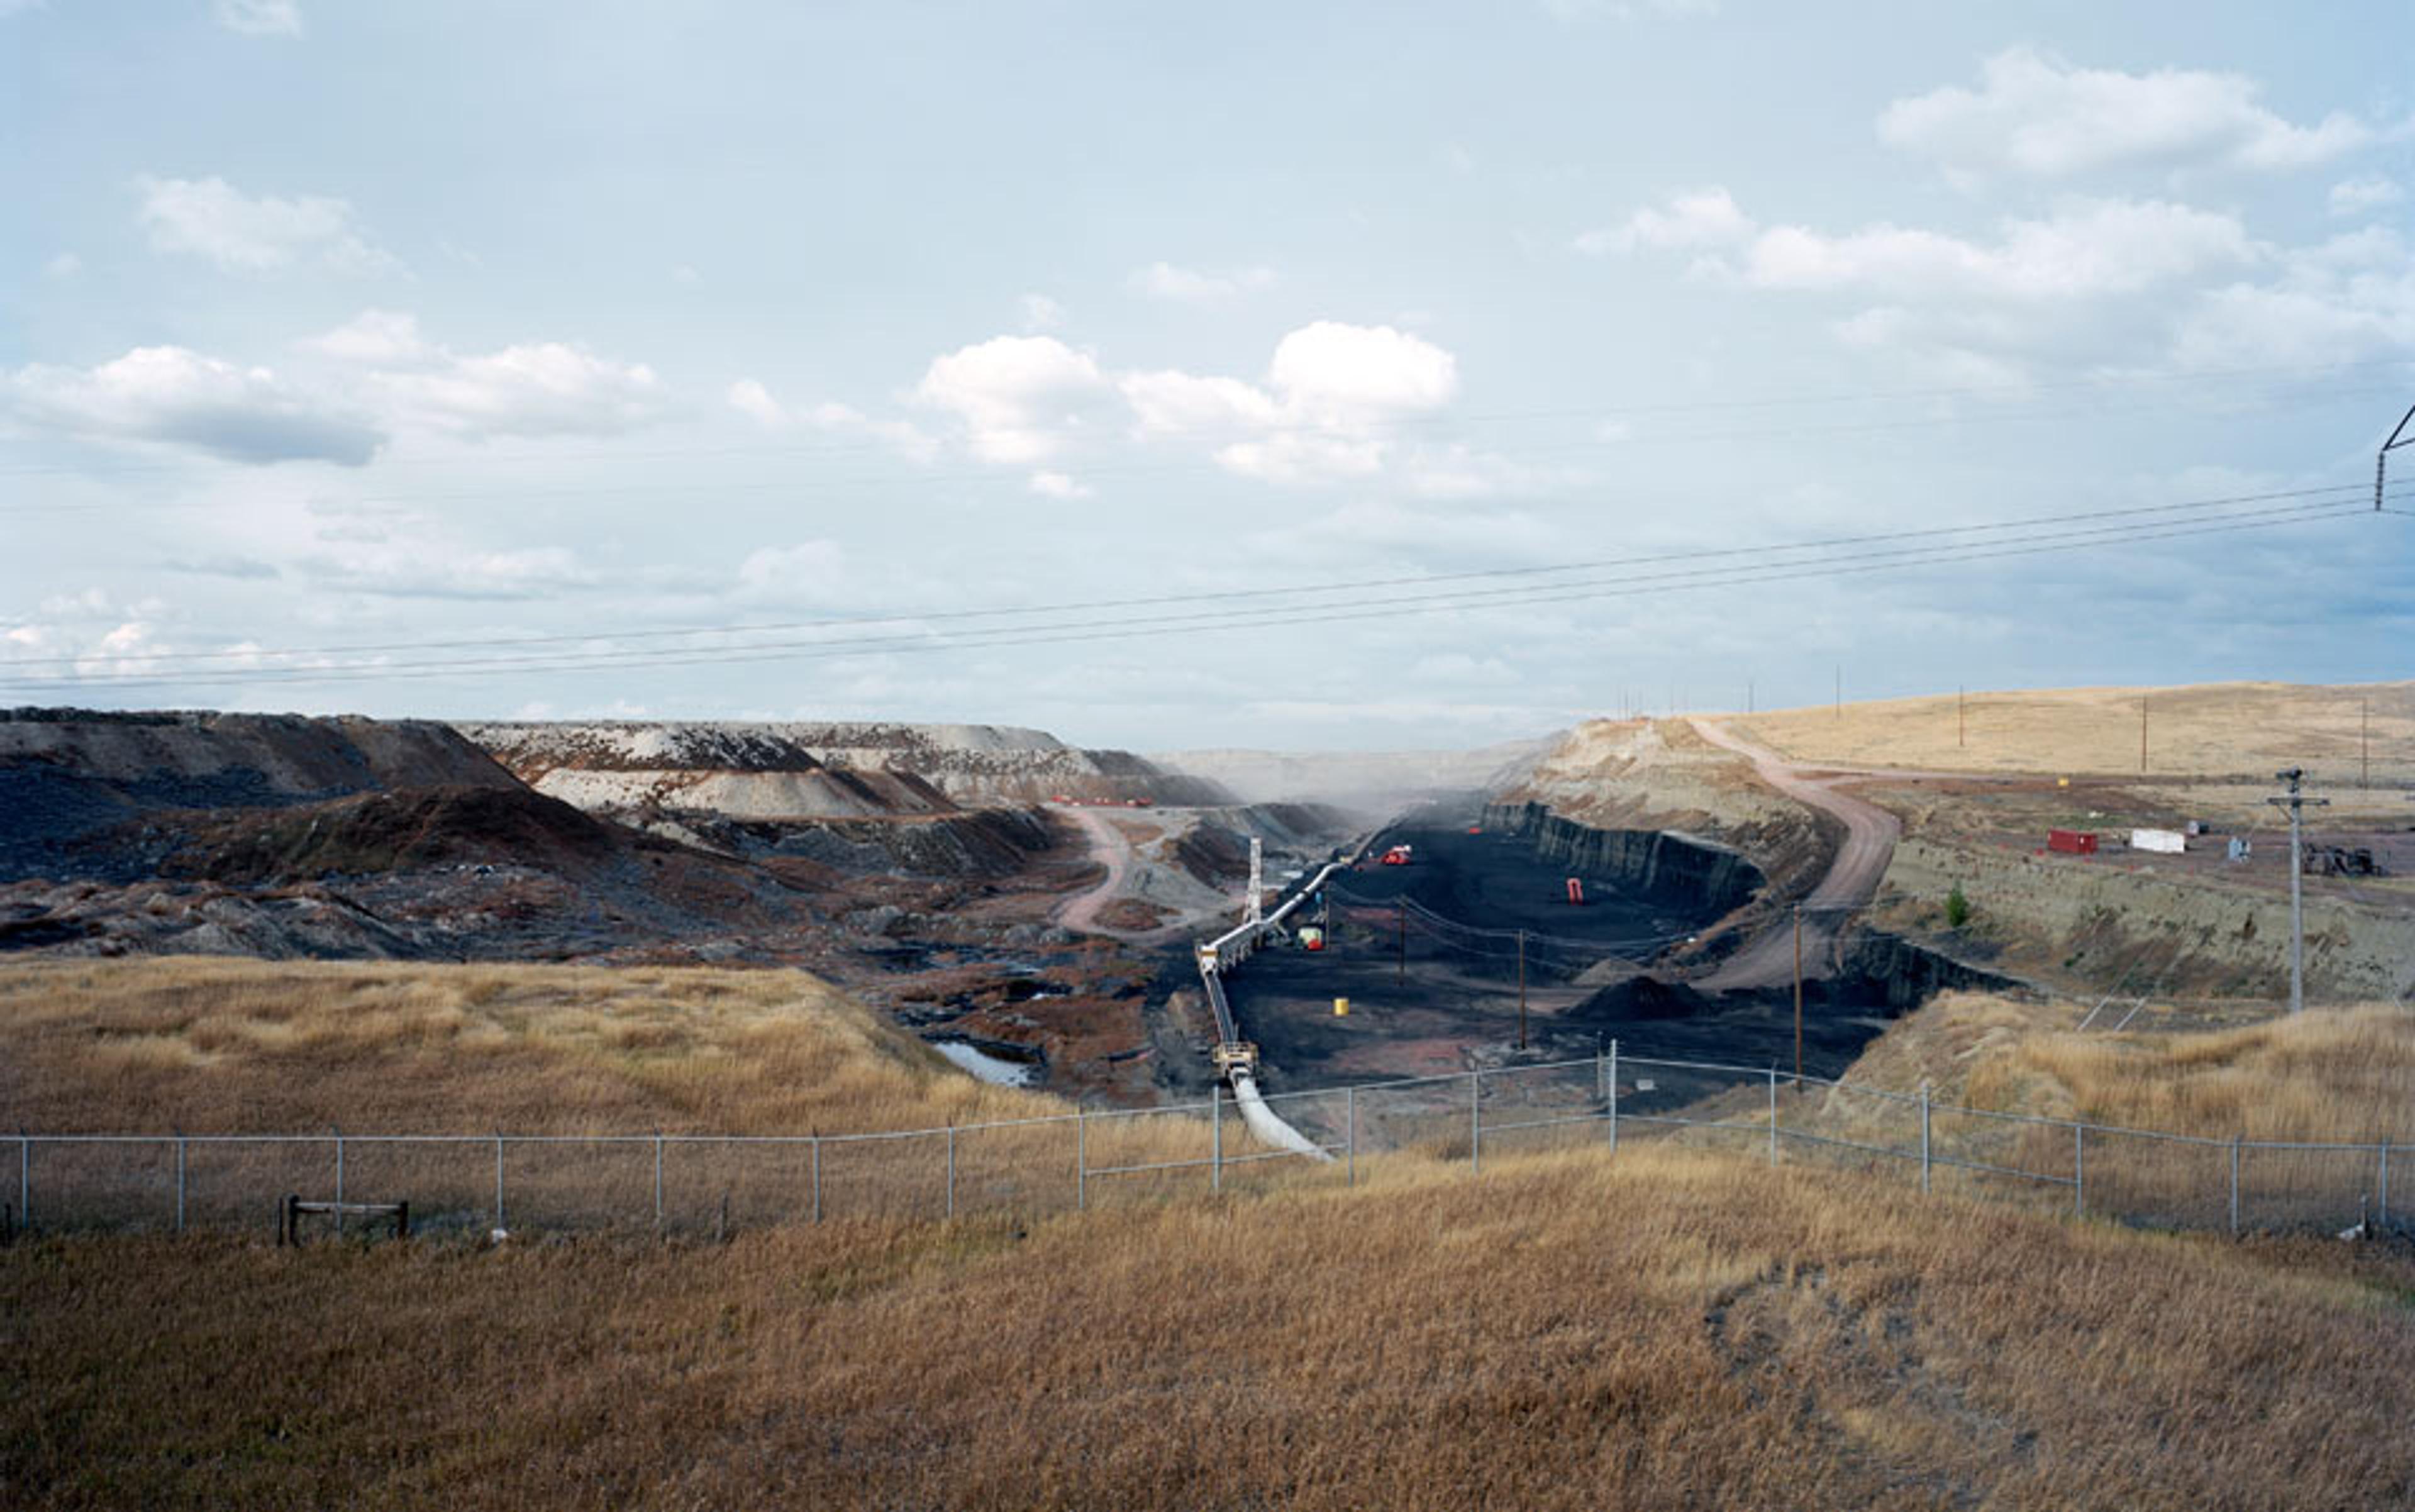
left=1333, top=998, right=1350, bottom=1017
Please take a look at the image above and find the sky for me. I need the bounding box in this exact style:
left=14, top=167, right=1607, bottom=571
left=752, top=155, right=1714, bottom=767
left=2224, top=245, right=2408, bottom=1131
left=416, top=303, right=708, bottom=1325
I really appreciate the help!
left=2, top=0, right=2410, bottom=752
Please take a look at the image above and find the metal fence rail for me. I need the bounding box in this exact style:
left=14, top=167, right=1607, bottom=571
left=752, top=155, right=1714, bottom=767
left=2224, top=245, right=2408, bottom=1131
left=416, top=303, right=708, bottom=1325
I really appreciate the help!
left=5, top=1045, right=2401, bottom=1243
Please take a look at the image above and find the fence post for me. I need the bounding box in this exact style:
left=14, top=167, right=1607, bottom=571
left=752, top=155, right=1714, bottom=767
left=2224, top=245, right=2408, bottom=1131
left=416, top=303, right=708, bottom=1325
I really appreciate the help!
left=1076, top=1109, right=1087, bottom=1212
left=1211, top=1086, right=1223, bottom=1195
left=174, top=1132, right=187, bottom=1235
left=494, top=1133, right=506, bottom=1233
left=334, top=1126, right=345, bottom=1237
left=1469, top=1070, right=1482, bottom=1175
left=946, top=1123, right=957, bottom=1221
left=2073, top=1123, right=2085, bottom=1218
left=1346, top=1084, right=1357, bottom=1187
left=810, top=1134, right=822, bottom=1225
left=1607, top=1041, right=1618, bottom=1155
left=1919, top=1084, right=1931, bottom=1196
left=2229, top=1134, right=2242, bottom=1237
left=653, top=1133, right=664, bottom=1231
left=1767, top=1067, right=1778, bottom=1167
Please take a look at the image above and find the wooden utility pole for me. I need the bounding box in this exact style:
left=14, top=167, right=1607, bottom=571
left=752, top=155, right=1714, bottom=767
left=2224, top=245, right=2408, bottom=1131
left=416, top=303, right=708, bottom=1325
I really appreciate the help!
left=1516, top=930, right=1528, bottom=1051
left=1792, top=905, right=1804, bottom=1081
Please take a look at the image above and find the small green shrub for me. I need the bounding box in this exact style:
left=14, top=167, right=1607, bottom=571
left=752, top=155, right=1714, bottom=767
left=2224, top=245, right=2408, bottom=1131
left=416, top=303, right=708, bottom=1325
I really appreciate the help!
left=1945, top=883, right=1971, bottom=930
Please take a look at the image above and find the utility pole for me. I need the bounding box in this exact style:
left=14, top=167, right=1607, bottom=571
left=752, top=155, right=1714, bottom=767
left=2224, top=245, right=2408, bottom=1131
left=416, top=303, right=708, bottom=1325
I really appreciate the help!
left=2267, top=769, right=2329, bottom=1014
left=2379, top=399, right=2415, bottom=511
left=1792, top=904, right=1804, bottom=1081
left=1516, top=930, right=1528, bottom=1051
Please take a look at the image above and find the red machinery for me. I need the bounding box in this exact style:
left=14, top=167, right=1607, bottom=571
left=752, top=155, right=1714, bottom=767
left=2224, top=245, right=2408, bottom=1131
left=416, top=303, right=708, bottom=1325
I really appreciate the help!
left=1380, top=844, right=1414, bottom=867
left=1566, top=877, right=1585, bottom=905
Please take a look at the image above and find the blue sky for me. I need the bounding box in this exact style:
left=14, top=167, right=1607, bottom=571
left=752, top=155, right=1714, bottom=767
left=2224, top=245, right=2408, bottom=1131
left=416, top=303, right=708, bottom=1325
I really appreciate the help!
left=2, top=1, right=2409, bottom=749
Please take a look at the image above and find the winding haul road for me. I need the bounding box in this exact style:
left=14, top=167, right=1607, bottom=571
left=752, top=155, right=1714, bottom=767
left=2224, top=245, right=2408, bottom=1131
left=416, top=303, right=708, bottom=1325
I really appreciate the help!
left=1687, top=717, right=1904, bottom=992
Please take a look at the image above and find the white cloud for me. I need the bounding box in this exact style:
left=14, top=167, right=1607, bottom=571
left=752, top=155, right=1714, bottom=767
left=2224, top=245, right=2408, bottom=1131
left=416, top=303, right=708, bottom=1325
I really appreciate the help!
left=724, top=379, right=936, bottom=460
left=134, top=174, right=391, bottom=274
left=369, top=342, right=669, bottom=440
left=297, top=545, right=599, bottom=601
left=1128, top=261, right=1277, bottom=303
left=1575, top=186, right=1753, bottom=255
left=2328, top=176, right=2404, bottom=217
left=299, top=313, right=668, bottom=442
left=2173, top=230, right=2415, bottom=370
left=1020, top=292, right=1064, bottom=331
left=913, top=335, right=1110, bottom=464
left=300, top=308, right=431, bottom=364
left=1, top=345, right=382, bottom=464
left=213, top=0, right=301, bottom=35
left=1880, top=48, right=2383, bottom=182
left=43, top=252, right=80, bottom=279
left=1742, top=198, right=2258, bottom=300
left=1028, top=470, right=1092, bottom=499
left=671, top=264, right=700, bottom=286
left=1121, top=321, right=1467, bottom=487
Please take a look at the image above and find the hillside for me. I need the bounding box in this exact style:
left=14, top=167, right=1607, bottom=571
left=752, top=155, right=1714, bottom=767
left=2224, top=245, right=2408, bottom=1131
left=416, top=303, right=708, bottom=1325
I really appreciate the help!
left=0, top=711, right=829, bottom=964
left=5, top=1145, right=2408, bottom=1509
left=464, top=719, right=1231, bottom=812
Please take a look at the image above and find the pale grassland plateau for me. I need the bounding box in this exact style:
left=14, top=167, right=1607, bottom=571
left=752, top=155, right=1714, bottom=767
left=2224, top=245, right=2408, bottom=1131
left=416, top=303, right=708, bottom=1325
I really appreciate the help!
left=1729, top=679, right=2413, bottom=789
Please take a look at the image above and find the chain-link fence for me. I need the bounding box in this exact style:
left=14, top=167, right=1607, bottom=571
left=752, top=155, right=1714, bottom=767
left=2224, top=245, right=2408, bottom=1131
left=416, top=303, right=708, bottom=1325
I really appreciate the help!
left=4, top=1047, right=2399, bottom=1243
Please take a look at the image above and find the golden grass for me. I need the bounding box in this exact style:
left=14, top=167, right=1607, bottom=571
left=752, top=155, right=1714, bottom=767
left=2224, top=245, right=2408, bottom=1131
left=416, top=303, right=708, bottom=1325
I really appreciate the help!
left=1729, top=678, right=2414, bottom=785
left=4, top=1145, right=2411, bottom=1509
left=0, top=957, right=1075, bottom=1136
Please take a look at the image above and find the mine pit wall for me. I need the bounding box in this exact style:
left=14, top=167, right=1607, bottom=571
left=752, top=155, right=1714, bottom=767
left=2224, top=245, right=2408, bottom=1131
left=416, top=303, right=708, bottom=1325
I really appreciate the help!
left=1482, top=801, right=1764, bottom=916
left=1827, top=928, right=2028, bottom=1012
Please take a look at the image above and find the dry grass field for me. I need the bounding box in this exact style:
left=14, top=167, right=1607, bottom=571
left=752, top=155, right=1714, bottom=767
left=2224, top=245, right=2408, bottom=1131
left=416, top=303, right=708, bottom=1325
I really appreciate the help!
left=4, top=1144, right=2411, bottom=1511
left=0, top=957, right=1067, bottom=1136
left=1731, top=679, right=2414, bottom=786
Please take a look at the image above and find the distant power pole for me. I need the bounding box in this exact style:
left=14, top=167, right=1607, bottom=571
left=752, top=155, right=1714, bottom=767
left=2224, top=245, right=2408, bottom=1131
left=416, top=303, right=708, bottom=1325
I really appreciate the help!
left=2266, top=769, right=2329, bottom=1014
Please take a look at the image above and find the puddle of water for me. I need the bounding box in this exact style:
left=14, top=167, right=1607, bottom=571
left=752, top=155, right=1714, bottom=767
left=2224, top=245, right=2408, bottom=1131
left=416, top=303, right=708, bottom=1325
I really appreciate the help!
left=931, top=1039, right=1038, bottom=1086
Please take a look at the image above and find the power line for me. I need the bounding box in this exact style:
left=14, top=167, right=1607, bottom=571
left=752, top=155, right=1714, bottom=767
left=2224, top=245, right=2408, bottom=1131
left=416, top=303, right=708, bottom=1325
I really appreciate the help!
left=5, top=498, right=2380, bottom=696
left=1, top=481, right=2390, bottom=674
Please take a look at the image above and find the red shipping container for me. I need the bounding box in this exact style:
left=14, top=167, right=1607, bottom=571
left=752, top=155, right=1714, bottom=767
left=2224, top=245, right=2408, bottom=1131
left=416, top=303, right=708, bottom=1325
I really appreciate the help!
left=2048, top=829, right=2099, bottom=855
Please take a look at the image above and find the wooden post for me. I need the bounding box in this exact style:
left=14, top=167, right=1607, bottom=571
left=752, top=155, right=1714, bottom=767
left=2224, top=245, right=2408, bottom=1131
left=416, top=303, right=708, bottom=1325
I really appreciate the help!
left=1516, top=930, right=1527, bottom=1051
left=1792, top=905, right=1804, bottom=1082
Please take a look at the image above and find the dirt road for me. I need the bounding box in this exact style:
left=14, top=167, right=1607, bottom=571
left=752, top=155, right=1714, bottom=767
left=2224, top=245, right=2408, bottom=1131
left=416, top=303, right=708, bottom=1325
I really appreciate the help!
left=1054, top=807, right=1137, bottom=934
left=1689, top=718, right=1903, bottom=991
